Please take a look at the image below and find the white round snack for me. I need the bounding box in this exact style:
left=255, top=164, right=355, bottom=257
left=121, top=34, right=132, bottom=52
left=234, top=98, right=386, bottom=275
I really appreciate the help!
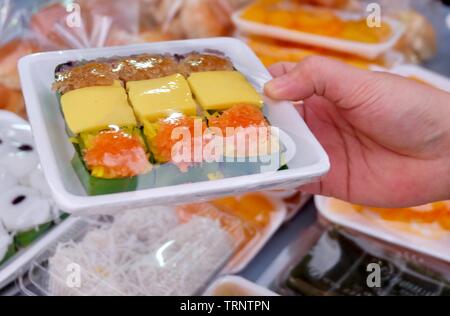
left=0, top=165, right=18, bottom=192
left=0, top=124, right=39, bottom=179
left=0, top=186, right=52, bottom=232
left=27, top=167, right=52, bottom=197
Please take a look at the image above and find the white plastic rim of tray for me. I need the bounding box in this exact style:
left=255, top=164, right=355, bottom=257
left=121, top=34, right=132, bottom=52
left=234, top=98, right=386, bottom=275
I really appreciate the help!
left=371, top=64, right=450, bottom=92
left=223, top=197, right=287, bottom=274
left=315, top=195, right=450, bottom=263
left=204, top=275, right=279, bottom=296
left=232, top=8, right=405, bottom=60
left=18, top=38, right=330, bottom=215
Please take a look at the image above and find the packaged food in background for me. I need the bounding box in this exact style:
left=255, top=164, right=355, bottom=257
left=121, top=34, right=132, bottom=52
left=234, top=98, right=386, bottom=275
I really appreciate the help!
left=242, top=34, right=403, bottom=69
left=259, top=223, right=450, bottom=296
left=29, top=0, right=141, bottom=50
left=265, top=189, right=312, bottom=221
left=178, top=191, right=287, bottom=273
left=139, top=0, right=244, bottom=39
left=394, top=10, right=436, bottom=63
left=0, top=84, right=26, bottom=119
left=0, top=0, right=40, bottom=91
left=20, top=205, right=246, bottom=296
left=316, top=196, right=450, bottom=263
left=233, top=0, right=407, bottom=59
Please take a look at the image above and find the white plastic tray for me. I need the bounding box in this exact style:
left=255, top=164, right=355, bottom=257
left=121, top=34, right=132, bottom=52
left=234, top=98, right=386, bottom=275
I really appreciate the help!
left=315, top=195, right=450, bottom=263
left=232, top=7, right=405, bottom=60
left=18, top=38, right=329, bottom=215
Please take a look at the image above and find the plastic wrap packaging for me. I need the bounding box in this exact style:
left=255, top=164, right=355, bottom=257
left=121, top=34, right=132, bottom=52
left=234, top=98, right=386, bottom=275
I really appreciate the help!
left=259, top=223, right=450, bottom=296
left=29, top=0, right=141, bottom=50
left=20, top=205, right=247, bottom=296
left=179, top=192, right=287, bottom=273
left=138, top=0, right=250, bottom=39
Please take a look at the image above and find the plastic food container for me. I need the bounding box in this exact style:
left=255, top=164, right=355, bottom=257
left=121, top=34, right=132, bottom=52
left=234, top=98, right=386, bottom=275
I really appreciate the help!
left=19, top=205, right=251, bottom=296
left=315, top=196, right=450, bottom=263
left=204, top=275, right=278, bottom=296
left=233, top=4, right=405, bottom=60
left=259, top=223, right=450, bottom=296
left=18, top=37, right=329, bottom=215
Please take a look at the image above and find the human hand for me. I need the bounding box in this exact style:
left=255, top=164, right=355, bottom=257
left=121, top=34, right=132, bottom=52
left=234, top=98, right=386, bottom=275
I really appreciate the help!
left=265, top=57, right=450, bottom=207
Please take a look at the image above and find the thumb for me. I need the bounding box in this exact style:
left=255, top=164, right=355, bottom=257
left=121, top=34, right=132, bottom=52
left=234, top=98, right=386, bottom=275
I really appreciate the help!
left=264, top=56, right=372, bottom=107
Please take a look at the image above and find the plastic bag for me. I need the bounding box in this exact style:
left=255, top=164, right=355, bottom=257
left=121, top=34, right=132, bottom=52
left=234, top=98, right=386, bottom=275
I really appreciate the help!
left=29, top=0, right=141, bottom=50
left=139, top=0, right=240, bottom=39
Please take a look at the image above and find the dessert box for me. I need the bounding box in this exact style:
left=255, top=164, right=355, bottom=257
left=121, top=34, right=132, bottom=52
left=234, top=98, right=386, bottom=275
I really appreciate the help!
left=18, top=38, right=329, bottom=214
left=233, top=1, right=405, bottom=59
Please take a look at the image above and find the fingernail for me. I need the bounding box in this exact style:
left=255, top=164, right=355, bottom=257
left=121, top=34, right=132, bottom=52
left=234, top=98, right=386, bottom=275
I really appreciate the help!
left=264, top=78, right=285, bottom=97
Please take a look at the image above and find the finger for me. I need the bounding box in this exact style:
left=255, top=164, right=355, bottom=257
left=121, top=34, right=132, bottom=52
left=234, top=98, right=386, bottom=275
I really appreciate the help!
left=268, top=62, right=297, bottom=78
left=264, top=56, right=371, bottom=107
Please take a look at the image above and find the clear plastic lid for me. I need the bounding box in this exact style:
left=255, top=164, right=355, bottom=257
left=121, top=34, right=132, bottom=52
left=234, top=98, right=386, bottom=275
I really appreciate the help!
left=20, top=205, right=246, bottom=296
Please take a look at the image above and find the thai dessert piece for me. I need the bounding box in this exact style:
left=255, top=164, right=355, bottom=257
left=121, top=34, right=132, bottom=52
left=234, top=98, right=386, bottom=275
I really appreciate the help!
left=187, top=71, right=263, bottom=111
left=55, top=64, right=152, bottom=182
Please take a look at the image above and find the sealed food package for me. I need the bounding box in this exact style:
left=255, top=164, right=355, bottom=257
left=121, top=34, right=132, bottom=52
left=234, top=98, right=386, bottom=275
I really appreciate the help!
left=233, top=0, right=405, bottom=59
left=139, top=0, right=239, bottom=39
left=19, top=38, right=329, bottom=213
left=316, top=196, right=450, bottom=263
left=0, top=0, right=40, bottom=91
left=260, top=224, right=450, bottom=296
left=20, top=205, right=245, bottom=296
left=242, top=34, right=403, bottom=69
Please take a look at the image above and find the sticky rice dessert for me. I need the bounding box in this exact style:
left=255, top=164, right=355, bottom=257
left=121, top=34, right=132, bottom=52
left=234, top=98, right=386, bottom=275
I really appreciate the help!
left=112, top=54, right=179, bottom=82
left=178, top=52, right=234, bottom=77
left=58, top=76, right=152, bottom=179
left=53, top=62, right=119, bottom=94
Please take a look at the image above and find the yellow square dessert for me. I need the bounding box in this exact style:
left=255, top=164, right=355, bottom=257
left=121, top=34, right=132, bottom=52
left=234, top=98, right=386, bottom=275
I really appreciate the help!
left=126, top=74, right=197, bottom=122
left=187, top=71, right=263, bottom=111
left=61, top=83, right=137, bottom=134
